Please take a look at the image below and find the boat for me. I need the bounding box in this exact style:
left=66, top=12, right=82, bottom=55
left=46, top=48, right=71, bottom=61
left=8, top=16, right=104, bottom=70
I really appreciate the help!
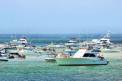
left=0, top=48, right=8, bottom=61
left=0, top=57, right=8, bottom=61
left=44, top=53, right=56, bottom=62
left=65, top=39, right=79, bottom=48
left=92, top=32, right=112, bottom=48
left=9, top=37, right=29, bottom=48
left=45, top=58, right=56, bottom=62
left=56, top=49, right=108, bottom=66
left=41, top=51, right=56, bottom=62
left=0, top=53, right=8, bottom=61
left=18, top=37, right=28, bottom=45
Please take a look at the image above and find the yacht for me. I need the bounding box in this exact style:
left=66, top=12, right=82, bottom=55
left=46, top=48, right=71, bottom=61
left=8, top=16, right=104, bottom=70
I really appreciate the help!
left=9, top=37, right=29, bottom=48
left=91, top=32, right=112, bottom=49
left=18, top=37, right=28, bottom=45
left=56, top=49, right=108, bottom=66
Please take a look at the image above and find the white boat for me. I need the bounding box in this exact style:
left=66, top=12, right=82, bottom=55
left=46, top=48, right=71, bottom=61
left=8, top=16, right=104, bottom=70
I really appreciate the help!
left=56, top=49, right=109, bottom=66
left=0, top=57, right=8, bottom=61
left=44, top=53, right=56, bottom=62
left=42, top=52, right=56, bottom=62
left=0, top=49, right=8, bottom=61
left=10, top=37, right=28, bottom=47
left=18, top=37, right=28, bottom=45
left=65, top=39, right=79, bottom=47
left=45, top=58, right=56, bottom=62
left=92, top=32, right=112, bottom=46
left=0, top=51, right=8, bottom=61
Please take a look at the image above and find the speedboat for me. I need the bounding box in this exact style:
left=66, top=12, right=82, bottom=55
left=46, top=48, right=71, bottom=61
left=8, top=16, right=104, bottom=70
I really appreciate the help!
left=0, top=57, right=8, bottom=61
left=44, top=54, right=56, bottom=62
left=56, top=49, right=109, bottom=66
left=0, top=54, right=8, bottom=61
left=0, top=49, right=8, bottom=61
left=42, top=51, right=56, bottom=62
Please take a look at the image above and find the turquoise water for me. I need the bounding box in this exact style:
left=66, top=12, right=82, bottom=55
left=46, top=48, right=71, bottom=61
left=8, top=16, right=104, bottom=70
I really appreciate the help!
left=0, top=58, right=122, bottom=81
left=0, top=34, right=122, bottom=81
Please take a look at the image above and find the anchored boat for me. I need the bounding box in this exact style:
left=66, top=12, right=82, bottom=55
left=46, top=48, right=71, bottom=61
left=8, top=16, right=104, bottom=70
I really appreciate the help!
left=0, top=49, right=8, bottom=61
left=56, top=49, right=109, bottom=66
left=0, top=57, right=8, bottom=61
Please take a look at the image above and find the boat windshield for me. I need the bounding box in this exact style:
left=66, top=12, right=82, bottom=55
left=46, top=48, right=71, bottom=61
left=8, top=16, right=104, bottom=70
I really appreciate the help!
left=83, top=53, right=96, bottom=57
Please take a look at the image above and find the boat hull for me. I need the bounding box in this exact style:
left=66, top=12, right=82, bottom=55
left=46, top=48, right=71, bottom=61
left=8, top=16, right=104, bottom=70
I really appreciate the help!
left=45, top=58, right=56, bottom=62
left=56, top=58, right=109, bottom=66
left=0, top=57, right=8, bottom=61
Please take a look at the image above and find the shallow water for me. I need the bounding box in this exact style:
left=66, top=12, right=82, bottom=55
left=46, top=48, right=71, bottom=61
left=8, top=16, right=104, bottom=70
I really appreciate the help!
left=0, top=56, right=122, bottom=81
left=0, top=34, right=122, bottom=81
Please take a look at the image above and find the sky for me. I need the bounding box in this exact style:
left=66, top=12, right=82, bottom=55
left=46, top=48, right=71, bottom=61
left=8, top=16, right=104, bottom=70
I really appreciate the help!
left=0, top=0, right=122, bottom=34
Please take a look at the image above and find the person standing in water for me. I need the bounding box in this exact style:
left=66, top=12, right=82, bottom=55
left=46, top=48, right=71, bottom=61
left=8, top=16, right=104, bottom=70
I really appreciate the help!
left=18, top=48, right=26, bottom=59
